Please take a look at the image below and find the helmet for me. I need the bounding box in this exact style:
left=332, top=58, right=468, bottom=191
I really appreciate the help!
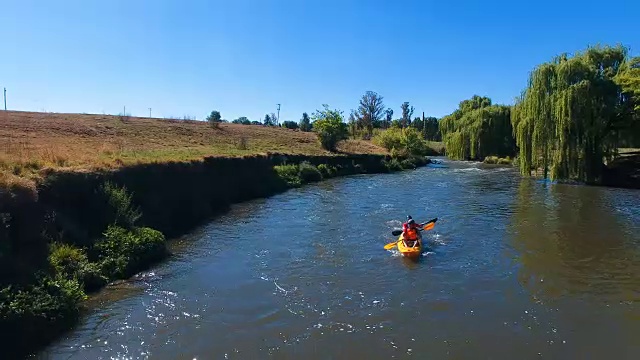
left=406, top=215, right=413, bottom=220
left=408, top=218, right=415, bottom=224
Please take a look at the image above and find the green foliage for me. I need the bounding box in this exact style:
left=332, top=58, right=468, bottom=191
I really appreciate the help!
left=421, top=117, right=441, bottom=141
left=0, top=276, right=86, bottom=320
left=374, top=128, right=404, bottom=153
left=317, top=164, right=337, bottom=178
left=96, top=225, right=166, bottom=279
left=311, top=105, right=349, bottom=151
left=356, top=91, right=385, bottom=137
left=299, top=112, right=312, bottom=132
left=439, top=96, right=514, bottom=161
left=383, top=158, right=403, bottom=172
left=483, top=156, right=513, bottom=165
left=384, top=108, right=394, bottom=129
left=100, top=181, right=141, bottom=229
left=206, top=110, right=222, bottom=127
left=274, top=164, right=302, bottom=187
left=615, top=56, right=640, bottom=111
left=283, top=121, right=299, bottom=130
left=512, top=44, right=638, bottom=182
left=232, top=117, right=251, bottom=125
left=263, top=114, right=276, bottom=126
left=298, top=162, right=323, bottom=183
left=402, top=127, right=428, bottom=156
left=47, top=243, right=105, bottom=290
left=400, top=102, right=415, bottom=127
left=373, top=127, right=430, bottom=157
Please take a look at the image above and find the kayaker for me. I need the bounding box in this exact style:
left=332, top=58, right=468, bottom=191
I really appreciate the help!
left=402, top=216, right=421, bottom=247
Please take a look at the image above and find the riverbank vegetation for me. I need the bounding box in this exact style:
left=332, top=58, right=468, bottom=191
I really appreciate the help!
left=437, top=44, right=640, bottom=186
left=439, top=96, right=515, bottom=161
left=512, top=44, right=640, bottom=183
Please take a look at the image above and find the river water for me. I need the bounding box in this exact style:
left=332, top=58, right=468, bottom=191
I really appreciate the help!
left=38, top=159, right=640, bottom=359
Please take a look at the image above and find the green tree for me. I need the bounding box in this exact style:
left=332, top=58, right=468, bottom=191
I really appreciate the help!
left=232, top=116, right=251, bottom=125
left=423, top=117, right=441, bottom=141
left=263, top=114, right=275, bottom=126
left=356, top=91, right=385, bottom=137
left=299, top=112, right=312, bottom=132
left=348, top=110, right=359, bottom=139
left=440, top=96, right=514, bottom=161
left=400, top=102, right=414, bottom=128
left=615, top=56, right=640, bottom=110
left=384, top=108, right=393, bottom=129
left=283, top=121, right=299, bottom=129
left=512, top=44, right=638, bottom=183
left=311, top=104, right=348, bottom=151
left=206, top=110, right=222, bottom=126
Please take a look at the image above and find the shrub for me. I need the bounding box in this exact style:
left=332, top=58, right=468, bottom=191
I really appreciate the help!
left=298, top=162, right=323, bottom=183
left=48, top=243, right=87, bottom=279
left=497, top=156, right=513, bottom=165
left=401, top=128, right=428, bottom=156
left=100, top=181, right=142, bottom=229
left=283, top=121, right=299, bottom=130
left=383, top=158, right=403, bottom=172
left=374, top=127, right=430, bottom=157
left=400, top=158, right=418, bottom=169
left=96, top=225, right=166, bottom=279
left=373, top=128, right=404, bottom=153
left=483, top=156, right=513, bottom=165
left=311, top=105, right=349, bottom=151
left=483, top=156, right=499, bottom=164
left=206, top=110, right=222, bottom=128
left=48, top=243, right=106, bottom=291
left=274, top=164, right=302, bottom=187
left=317, top=164, right=337, bottom=178
left=0, top=275, right=86, bottom=356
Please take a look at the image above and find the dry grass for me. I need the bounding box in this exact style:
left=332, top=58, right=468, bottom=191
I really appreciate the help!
left=0, top=111, right=387, bottom=180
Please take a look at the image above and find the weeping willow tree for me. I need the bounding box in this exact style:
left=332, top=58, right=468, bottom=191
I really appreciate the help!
left=512, top=44, right=639, bottom=183
left=439, top=95, right=515, bottom=160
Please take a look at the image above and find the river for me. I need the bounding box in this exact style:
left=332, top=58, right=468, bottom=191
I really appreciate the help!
left=38, top=158, right=640, bottom=359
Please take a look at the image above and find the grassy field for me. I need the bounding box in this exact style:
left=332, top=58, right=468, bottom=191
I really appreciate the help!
left=0, top=111, right=387, bottom=180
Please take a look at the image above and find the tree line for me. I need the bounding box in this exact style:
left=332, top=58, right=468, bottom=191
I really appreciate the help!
left=439, top=44, right=640, bottom=184
left=203, top=92, right=443, bottom=152
left=204, top=93, right=442, bottom=140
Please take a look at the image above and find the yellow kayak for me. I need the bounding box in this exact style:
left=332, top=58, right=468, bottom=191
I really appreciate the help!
left=396, top=232, right=422, bottom=259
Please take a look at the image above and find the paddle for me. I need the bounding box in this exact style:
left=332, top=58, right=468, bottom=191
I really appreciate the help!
left=385, top=218, right=438, bottom=250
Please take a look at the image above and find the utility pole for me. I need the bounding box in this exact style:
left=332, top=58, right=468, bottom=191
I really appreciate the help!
left=149, top=108, right=152, bottom=118
left=277, top=104, right=281, bottom=126
left=3, top=88, right=6, bottom=110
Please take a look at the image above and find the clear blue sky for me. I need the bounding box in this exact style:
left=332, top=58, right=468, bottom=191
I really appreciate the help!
left=2, top=0, right=639, bottom=121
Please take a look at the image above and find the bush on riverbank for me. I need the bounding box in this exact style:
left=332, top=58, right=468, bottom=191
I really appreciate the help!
left=483, top=156, right=513, bottom=165
left=274, top=161, right=323, bottom=187
left=317, top=164, right=338, bottom=178
left=373, top=127, right=436, bottom=157
left=96, top=225, right=167, bottom=280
